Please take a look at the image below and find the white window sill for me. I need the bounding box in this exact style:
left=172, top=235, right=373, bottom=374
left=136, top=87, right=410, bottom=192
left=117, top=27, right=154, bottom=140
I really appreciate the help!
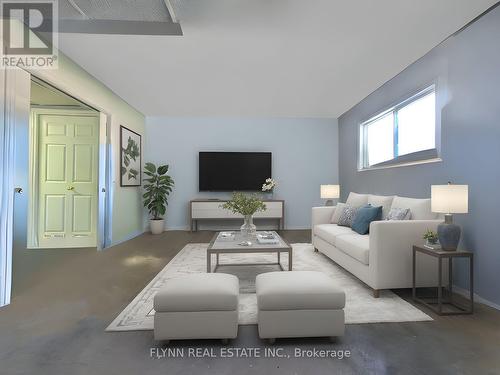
left=357, top=157, right=442, bottom=172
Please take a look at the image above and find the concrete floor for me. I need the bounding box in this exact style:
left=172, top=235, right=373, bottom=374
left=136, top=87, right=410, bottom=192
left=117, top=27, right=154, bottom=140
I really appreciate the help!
left=1, top=230, right=499, bottom=375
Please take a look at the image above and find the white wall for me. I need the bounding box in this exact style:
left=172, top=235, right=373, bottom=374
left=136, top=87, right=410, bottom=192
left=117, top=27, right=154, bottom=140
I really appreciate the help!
left=145, top=117, right=339, bottom=230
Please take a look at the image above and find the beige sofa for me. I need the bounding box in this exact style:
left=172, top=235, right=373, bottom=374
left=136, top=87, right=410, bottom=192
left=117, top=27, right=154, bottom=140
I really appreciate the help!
left=312, top=193, right=445, bottom=297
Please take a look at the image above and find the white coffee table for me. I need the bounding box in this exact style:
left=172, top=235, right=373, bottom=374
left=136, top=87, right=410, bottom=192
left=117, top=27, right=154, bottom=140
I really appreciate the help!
left=207, top=231, right=292, bottom=273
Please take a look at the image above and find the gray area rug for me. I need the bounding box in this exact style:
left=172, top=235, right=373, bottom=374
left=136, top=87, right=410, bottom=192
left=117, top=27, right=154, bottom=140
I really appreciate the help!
left=106, top=243, right=431, bottom=331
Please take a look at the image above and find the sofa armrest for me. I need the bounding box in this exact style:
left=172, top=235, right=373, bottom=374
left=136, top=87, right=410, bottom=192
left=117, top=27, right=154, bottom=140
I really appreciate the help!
left=312, top=206, right=336, bottom=227
left=369, top=220, right=442, bottom=288
left=311, top=206, right=336, bottom=243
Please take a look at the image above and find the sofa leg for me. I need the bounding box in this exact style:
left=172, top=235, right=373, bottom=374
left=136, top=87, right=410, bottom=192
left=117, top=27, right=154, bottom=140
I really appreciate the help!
left=221, top=339, right=229, bottom=345
left=373, top=289, right=380, bottom=298
left=314, top=248, right=319, bottom=253
left=329, top=336, right=337, bottom=343
left=268, top=338, right=276, bottom=344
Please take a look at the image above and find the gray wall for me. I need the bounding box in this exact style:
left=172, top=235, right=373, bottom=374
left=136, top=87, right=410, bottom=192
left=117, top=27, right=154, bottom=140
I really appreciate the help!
left=145, top=117, right=339, bottom=230
left=338, top=6, right=500, bottom=306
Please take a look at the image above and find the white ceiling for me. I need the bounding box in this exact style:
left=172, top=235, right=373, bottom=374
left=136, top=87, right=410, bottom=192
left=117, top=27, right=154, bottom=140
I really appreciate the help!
left=57, top=0, right=497, bottom=118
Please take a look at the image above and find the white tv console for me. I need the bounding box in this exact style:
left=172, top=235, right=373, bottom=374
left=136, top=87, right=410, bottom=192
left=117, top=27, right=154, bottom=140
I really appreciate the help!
left=189, top=199, right=285, bottom=232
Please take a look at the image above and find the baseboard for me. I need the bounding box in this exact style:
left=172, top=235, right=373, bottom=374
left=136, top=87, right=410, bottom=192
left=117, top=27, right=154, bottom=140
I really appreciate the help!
left=453, top=285, right=500, bottom=311
left=165, top=226, right=190, bottom=231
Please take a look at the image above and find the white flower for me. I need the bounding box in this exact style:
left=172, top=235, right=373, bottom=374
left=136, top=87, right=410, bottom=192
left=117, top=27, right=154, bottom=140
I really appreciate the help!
left=261, top=178, right=277, bottom=192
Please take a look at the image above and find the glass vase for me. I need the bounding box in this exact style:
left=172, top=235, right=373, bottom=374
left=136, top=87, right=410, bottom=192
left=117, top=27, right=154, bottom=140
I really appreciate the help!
left=240, top=215, right=257, bottom=240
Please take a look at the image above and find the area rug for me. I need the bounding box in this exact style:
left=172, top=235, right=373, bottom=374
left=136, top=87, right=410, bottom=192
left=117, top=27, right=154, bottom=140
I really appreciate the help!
left=106, top=243, right=431, bottom=331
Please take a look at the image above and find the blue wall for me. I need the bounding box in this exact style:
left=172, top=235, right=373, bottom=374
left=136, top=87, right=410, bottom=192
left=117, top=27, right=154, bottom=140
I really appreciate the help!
left=338, top=6, right=500, bottom=306
left=145, top=117, right=339, bottom=230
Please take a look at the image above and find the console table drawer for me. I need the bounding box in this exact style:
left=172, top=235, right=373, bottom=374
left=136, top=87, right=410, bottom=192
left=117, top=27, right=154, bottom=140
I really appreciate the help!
left=192, top=202, right=239, bottom=219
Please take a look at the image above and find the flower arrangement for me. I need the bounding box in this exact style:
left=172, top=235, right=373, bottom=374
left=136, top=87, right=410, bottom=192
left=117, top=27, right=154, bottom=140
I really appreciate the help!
left=423, top=230, right=439, bottom=245
left=221, top=192, right=267, bottom=216
left=262, top=178, right=277, bottom=192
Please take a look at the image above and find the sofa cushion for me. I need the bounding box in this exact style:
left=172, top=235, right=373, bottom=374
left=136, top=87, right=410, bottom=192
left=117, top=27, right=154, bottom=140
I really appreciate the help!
left=368, top=194, right=394, bottom=219
left=335, top=233, right=370, bottom=265
left=351, top=204, right=382, bottom=235
left=386, top=207, right=411, bottom=220
left=338, top=205, right=359, bottom=227
left=314, top=224, right=354, bottom=245
left=346, top=192, right=369, bottom=208
left=154, top=273, right=239, bottom=312
left=330, top=202, right=347, bottom=224
left=391, top=196, right=437, bottom=220
left=256, top=271, right=346, bottom=311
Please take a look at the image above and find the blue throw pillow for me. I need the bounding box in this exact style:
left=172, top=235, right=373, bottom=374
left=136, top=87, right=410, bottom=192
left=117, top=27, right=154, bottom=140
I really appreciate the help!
left=351, top=204, right=382, bottom=235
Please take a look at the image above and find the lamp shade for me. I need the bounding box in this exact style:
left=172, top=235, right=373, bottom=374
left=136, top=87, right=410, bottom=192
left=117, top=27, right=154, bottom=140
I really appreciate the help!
left=431, top=184, right=468, bottom=214
left=321, top=185, right=340, bottom=199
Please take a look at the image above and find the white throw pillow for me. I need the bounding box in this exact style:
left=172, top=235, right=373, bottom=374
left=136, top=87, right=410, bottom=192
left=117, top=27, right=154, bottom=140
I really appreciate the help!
left=346, top=192, right=369, bottom=208
left=390, top=196, right=437, bottom=220
left=368, top=194, right=395, bottom=219
left=386, top=207, right=411, bottom=220
left=330, top=202, right=347, bottom=224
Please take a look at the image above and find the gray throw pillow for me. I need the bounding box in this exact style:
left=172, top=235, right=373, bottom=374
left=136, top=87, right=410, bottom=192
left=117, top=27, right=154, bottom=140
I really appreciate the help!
left=330, top=202, right=347, bottom=224
left=386, top=207, right=411, bottom=220
left=338, top=205, right=358, bottom=227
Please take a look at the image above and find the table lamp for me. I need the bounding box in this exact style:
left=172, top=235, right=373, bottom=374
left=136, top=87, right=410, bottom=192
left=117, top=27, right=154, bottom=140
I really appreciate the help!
left=321, top=185, right=340, bottom=206
left=431, top=183, right=468, bottom=251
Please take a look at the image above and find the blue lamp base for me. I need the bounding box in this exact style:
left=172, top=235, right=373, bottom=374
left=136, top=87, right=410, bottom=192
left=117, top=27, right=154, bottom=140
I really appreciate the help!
left=438, top=214, right=461, bottom=251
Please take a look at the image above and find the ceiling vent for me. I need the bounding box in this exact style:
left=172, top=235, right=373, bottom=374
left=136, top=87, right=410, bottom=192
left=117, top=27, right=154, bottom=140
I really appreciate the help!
left=58, top=0, right=182, bottom=35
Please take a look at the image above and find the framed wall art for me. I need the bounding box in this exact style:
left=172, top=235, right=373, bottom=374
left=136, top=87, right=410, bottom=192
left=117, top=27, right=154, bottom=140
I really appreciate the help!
left=120, top=126, right=142, bottom=187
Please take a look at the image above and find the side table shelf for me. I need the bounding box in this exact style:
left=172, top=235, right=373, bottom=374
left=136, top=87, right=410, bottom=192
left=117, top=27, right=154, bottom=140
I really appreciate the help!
left=412, top=245, right=474, bottom=315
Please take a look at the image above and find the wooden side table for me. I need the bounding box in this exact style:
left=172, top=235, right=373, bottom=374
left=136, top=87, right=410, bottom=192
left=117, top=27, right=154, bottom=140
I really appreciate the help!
left=412, top=245, right=474, bottom=315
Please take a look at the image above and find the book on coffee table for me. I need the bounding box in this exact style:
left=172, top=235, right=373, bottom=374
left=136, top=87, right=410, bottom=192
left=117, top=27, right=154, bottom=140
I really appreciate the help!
left=256, top=232, right=279, bottom=244
left=218, top=231, right=236, bottom=241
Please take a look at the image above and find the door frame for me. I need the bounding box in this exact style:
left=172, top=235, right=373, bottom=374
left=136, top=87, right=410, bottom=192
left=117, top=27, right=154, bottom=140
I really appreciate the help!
left=1, top=67, right=30, bottom=307
left=28, top=74, right=114, bottom=250
left=1, top=71, right=113, bottom=306
left=28, top=108, right=105, bottom=249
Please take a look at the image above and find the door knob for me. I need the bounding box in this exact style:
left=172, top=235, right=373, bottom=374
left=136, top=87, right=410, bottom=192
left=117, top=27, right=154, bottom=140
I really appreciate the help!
left=14, top=187, right=23, bottom=194
left=67, top=186, right=75, bottom=191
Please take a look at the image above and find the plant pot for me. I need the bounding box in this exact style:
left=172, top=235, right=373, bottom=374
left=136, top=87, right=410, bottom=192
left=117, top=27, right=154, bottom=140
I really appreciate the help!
left=150, top=219, right=165, bottom=235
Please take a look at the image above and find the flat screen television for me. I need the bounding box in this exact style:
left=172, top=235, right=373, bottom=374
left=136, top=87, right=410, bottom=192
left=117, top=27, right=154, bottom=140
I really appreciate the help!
left=199, top=152, right=272, bottom=191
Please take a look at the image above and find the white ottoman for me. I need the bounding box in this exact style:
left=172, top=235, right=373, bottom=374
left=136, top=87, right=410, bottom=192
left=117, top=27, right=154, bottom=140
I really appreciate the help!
left=256, top=271, right=345, bottom=342
left=154, top=273, right=239, bottom=342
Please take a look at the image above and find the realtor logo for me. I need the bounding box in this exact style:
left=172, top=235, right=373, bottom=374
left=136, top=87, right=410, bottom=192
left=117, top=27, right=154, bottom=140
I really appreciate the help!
left=1, top=0, right=58, bottom=68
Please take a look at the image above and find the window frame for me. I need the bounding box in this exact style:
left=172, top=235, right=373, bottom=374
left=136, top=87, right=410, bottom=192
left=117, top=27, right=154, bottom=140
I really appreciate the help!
left=358, top=84, right=440, bottom=171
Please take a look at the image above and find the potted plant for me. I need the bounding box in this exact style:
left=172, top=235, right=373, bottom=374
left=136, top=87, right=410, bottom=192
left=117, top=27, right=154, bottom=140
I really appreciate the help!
left=143, top=162, right=174, bottom=234
left=423, top=230, right=439, bottom=246
left=221, top=192, right=266, bottom=239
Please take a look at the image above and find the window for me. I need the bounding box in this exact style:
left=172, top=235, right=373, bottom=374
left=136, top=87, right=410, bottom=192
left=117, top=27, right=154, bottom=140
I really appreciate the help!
left=359, top=85, right=437, bottom=169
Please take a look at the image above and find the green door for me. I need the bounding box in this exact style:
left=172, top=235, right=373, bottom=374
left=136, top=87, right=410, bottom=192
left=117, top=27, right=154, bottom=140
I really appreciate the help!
left=37, top=114, right=99, bottom=248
